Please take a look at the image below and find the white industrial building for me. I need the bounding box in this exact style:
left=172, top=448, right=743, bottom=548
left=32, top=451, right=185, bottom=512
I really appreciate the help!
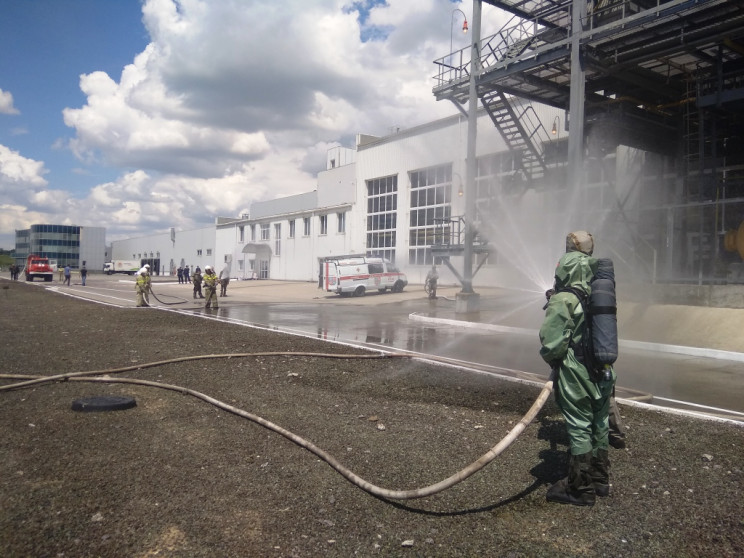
left=111, top=103, right=602, bottom=291
left=110, top=226, right=216, bottom=277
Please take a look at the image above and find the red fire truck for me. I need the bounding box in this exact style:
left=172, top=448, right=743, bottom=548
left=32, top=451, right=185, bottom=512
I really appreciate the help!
left=24, top=254, right=54, bottom=282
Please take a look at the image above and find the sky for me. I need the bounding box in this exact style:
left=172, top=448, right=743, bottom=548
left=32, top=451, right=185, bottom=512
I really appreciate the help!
left=0, top=0, right=503, bottom=250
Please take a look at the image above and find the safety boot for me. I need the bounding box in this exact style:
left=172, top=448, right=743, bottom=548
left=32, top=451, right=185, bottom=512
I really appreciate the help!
left=609, top=433, right=626, bottom=449
left=546, top=452, right=595, bottom=507
left=590, top=449, right=611, bottom=497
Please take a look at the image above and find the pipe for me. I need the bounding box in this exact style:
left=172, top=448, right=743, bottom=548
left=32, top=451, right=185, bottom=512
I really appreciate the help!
left=0, top=352, right=554, bottom=500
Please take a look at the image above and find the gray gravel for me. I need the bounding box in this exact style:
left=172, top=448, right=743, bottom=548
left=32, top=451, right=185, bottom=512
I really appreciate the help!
left=1, top=282, right=743, bottom=557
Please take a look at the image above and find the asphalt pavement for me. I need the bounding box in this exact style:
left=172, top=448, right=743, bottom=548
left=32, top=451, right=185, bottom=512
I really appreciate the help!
left=20, top=274, right=744, bottom=422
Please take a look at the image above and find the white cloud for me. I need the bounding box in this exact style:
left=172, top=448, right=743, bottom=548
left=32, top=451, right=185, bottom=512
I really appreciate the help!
left=4, top=0, right=511, bottom=246
left=62, top=0, right=462, bottom=176
left=0, top=145, right=48, bottom=193
left=0, top=88, right=20, bottom=115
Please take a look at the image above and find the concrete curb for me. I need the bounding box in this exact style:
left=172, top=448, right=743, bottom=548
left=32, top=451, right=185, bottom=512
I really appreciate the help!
left=409, top=312, right=744, bottom=363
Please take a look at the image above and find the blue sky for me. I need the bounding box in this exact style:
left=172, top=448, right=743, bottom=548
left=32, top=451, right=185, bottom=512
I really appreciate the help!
left=0, top=0, right=496, bottom=250
left=0, top=1, right=149, bottom=195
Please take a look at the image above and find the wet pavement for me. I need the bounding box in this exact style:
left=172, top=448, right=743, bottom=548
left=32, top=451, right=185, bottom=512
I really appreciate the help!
left=34, top=275, right=744, bottom=422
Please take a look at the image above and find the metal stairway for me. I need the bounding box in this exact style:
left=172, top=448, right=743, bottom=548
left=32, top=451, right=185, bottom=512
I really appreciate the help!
left=479, top=90, right=550, bottom=188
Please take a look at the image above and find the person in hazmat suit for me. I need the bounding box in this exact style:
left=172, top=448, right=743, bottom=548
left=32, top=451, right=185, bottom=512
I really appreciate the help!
left=203, top=265, right=219, bottom=309
left=539, top=231, right=615, bottom=507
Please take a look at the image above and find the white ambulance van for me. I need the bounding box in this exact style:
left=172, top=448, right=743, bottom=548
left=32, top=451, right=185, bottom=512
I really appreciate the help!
left=324, top=256, right=408, bottom=297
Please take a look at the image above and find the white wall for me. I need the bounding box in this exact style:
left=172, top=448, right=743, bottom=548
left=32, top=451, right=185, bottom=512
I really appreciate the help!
left=79, top=226, right=106, bottom=271
left=112, top=226, right=216, bottom=276
left=112, top=102, right=568, bottom=289
left=317, top=162, right=355, bottom=208
left=216, top=205, right=357, bottom=282
left=354, top=103, right=564, bottom=290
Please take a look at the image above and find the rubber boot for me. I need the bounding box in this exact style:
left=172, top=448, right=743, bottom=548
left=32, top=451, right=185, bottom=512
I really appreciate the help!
left=546, top=452, right=596, bottom=506
left=590, top=449, right=611, bottom=497
left=609, top=397, right=627, bottom=449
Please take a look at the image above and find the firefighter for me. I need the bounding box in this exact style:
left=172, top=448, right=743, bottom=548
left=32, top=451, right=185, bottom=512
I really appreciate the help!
left=203, top=265, right=219, bottom=309
left=539, top=231, right=614, bottom=507
left=138, top=264, right=152, bottom=306
left=192, top=266, right=204, bottom=299
left=425, top=264, right=439, bottom=299
left=135, top=269, right=149, bottom=307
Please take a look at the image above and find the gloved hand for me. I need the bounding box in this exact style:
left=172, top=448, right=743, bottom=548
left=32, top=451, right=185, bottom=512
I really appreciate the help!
left=542, top=289, right=555, bottom=310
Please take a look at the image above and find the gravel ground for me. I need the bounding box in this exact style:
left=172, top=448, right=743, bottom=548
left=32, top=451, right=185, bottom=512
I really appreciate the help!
left=1, top=282, right=743, bottom=557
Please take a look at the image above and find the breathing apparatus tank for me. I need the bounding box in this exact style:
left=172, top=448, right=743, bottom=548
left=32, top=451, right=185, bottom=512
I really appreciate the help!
left=589, top=258, right=618, bottom=380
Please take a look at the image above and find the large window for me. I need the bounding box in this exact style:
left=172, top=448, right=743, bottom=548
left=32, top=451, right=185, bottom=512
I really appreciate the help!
left=303, top=217, right=311, bottom=236
left=475, top=151, right=519, bottom=213
left=260, top=224, right=270, bottom=240
left=319, top=215, right=328, bottom=235
left=337, top=212, right=346, bottom=233
left=408, top=164, right=452, bottom=265
left=289, top=219, right=295, bottom=239
left=366, top=175, right=398, bottom=262
left=274, top=224, right=281, bottom=256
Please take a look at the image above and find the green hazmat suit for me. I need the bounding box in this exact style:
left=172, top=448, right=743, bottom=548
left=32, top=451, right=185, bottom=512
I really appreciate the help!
left=539, top=250, right=615, bottom=456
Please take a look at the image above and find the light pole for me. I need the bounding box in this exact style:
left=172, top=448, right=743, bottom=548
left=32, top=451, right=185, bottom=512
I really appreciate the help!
left=450, top=8, right=469, bottom=65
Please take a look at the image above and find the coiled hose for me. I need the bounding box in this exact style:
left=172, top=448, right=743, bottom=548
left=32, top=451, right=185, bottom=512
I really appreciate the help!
left=0, top=352, right=554, bottom=500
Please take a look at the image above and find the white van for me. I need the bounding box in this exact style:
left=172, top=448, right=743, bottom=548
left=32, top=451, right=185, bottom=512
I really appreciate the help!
left=324, top=256, right=408, bottom=297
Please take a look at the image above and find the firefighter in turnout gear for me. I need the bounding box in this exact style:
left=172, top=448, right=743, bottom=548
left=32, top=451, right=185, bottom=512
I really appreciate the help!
left=140, top=264, right=152, bottom=306
left=539, top=231, right=615, bottom=507
left=192, top=267, right=204, bottom=299
left=135, top=269, right=150, bottom=307
left=203, top=265, right=219, bottom=309
left=425, top=264, right=439, bottom=299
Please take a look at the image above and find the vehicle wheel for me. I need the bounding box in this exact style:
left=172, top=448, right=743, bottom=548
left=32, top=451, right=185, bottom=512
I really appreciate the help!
left=392, top=281, right=404, bottom=293
left=354, top=286, right=366, bottom=297
left=26, top=276, right=32, bottom=282
left=44, top=276, right=52, bottom=282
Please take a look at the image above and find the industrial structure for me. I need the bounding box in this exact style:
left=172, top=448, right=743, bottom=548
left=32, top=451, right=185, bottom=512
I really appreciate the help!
left=109, top=1, right=744, bottom=309
left=433, top=0, right=744, bottom=288
left=13, top=225, right=106, bottom=273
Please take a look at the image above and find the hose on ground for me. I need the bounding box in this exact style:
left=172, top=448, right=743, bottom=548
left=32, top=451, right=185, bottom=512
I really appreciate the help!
left=0, top=352, right=554, bottom=500
left=148, top=287, right=189, bottom=305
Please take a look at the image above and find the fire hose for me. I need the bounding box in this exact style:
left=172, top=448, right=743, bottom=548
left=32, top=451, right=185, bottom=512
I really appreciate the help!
left=148, top=286, right=190, bottom=306
left=0, top=352, right=554, bottom=501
